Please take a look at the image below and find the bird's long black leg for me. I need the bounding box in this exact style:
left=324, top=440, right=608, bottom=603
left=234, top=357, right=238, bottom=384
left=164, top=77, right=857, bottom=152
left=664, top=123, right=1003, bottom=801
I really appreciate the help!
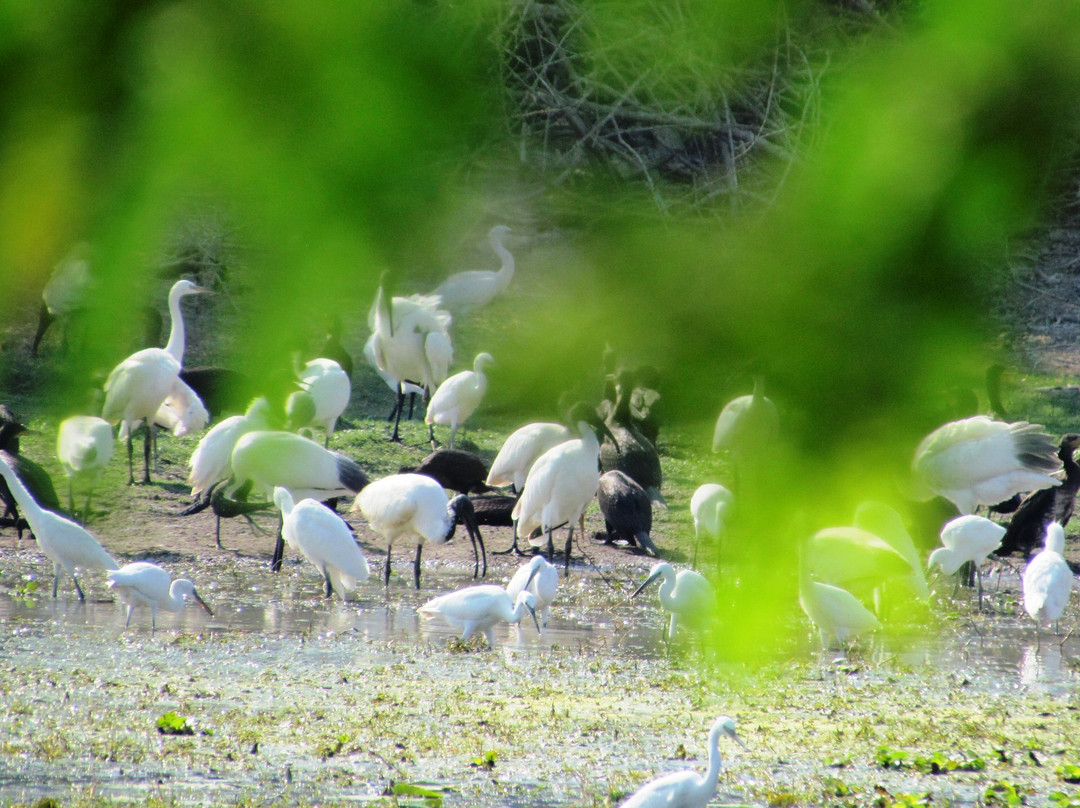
left=390, top=385, right=405, bottom=442
left=545, top=527, right=555, bottom=560
left=271, top=513, right=285, bottom=572
left=414, top=543, right=423, bottom=590
left=563, top=526, right=574, bottom=577
left=324, top=570, right=333, bottom=599
left=142, top=424, right=152, bottom=484
left=73, top=574, right=85, bottom=602
left=215, top=514, right=223, bottom=549
left=52, top=566, right=60, bottom=598
left=407, top=392, right=416, bottom=420
left=126, top=431, right=135, bottom=486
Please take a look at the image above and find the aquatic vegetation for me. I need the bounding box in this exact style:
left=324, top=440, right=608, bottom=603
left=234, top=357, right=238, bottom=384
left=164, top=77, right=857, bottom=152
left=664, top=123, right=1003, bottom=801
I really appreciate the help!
left=155, top=711, right=194, bottom=736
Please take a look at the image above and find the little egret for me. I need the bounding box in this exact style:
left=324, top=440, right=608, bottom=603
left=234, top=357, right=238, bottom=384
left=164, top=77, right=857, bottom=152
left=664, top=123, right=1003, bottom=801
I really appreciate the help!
left=365, top=277, right=453, bottom=442
left=597, top=470, right=658, bottom=557
left=425, top=352, right=493, bottom=449
left=631, top=562, right=716, bottom=641
left=351, top=473, right=485, bottom=588
left=514, top=405, right=615, bottom=574
left=616, top=715, right=743, bottom=808
left=505, top=555, right=558, bottom=626
left=798, top=564, right=882, bottom=651
left=998, top=433, right=1080, bottom=558
left=911, top=415, right=1061, bottom=515
left=689, top=483, right=733, bottom=569
left=418, top=584, right=539, bottom=647
left=101, top=279, right=209, bottom=484
left=296, top=357, right=351, bottom=447
left=1022, top=522, right=1074, bottom=628
left=930, top=514, right=1006, bottom=608
left=274, top=487, right=370, bottom=600
left=228, top=430, right=370, bottom=570
left=56, top=415, right=114, bottom=517
left=0, top=455, right=118, bottom=599
left=107, top=561, right=213, bottom=633
left=432, top=225, right=514, bottom=311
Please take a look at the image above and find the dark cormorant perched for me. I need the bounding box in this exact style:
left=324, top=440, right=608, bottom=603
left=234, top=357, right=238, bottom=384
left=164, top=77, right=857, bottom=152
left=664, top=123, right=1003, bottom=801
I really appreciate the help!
left=997, top=433, right=1080, bottom=558
left=597, top=470, right=658, bottom=556
left=599, top=370, right=663, bottom=505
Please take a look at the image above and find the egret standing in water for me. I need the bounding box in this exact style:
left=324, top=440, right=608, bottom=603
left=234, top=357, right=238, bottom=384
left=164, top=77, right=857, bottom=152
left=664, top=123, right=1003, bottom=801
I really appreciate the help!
left=505, top=555, right=558, bottom=627
left=617, top=715, right=744, bottom=808
left=107, top=561, right=214, bottom=633
left=631, top=562, right=716, bottom=642
left=418, top=584, right=539, bottom=648
left=0, top=455, right=117, bottom=599
left=929, top=514, right=1005, bottom=608
left=1022, top=522, right=1074, bottom=629
left=274, top=486, right=370, bottom=600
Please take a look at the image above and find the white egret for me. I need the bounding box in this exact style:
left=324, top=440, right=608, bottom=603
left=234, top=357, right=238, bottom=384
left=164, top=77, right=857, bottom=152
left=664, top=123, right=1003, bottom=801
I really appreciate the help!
left=0, top=455, right=118, bottom=599
left=798, top=560, right=882, bottom=651
left=107, top=561, right=213, bottom=632
left=432, top=225, right=514, bottom=312
left=351, top=473, right=485, bottom=588
left=617, top=715, right=744, bottom=808
left=805, top=526, right=914, bottom=611
left=425, top=352, right=493, bottom=449
left=418, top=584, right=539, bottom=647
left=597, top=470, right=658, bottom=557
left=505, top=555, right=558, bottom=627
left=273, top=487, right=370, bottom=600
left=365, top=277, right=453, bottom=442
left=852, top=501, right=930, bottom=600
left=998, top=433, right=1080, bottom=557
left=1022, top=522, right=1074, bottom=628
left=296, top=357, right=351, bottom=447
left=712, top=376, right=779, bottom=456
left=101, top=278, right=209, bottom=484
left=911, top=415, right=1061, bottom=515
left=56, top=415, right=114, bottom=517
left=930, top=514, right=1006, bottom=607
left=514, top=405, right=615, bottom=574
left=228, top=430, right=370, bottom=570
left=631, top=562, right=716, bottom=641
left=689, top=483, right=733, bottom=569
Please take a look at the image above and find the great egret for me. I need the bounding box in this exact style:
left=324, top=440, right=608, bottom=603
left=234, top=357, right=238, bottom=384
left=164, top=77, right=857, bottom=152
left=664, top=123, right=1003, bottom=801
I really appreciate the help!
left=998, top=433, right=1080, bottom=558
left=689, top=483, right=733, bottom=569
left=365, top=277, right=453, bottom=442
left=107, top=561, right=213, bottom=633
left=56, top=415, right=114, bottom=517
left=273, top=487, right=370, bottom=600
left=0, top=421, right=65, bottom=536
left=418, top=585, right=539, bottom=647
left=1022, top=522, right=1074, bottom=628
left=101, top=279, right=209, bottom=484
left=631, top=562, right=716, bottom=641
left=296, top=357, right=351, bottom=447
left=616, top=715, right=743, bottom=808
left=911, top=415, right=1061, bottom=515
left=514, top=405, right=616, bottom=574
left=505, top=555, right=558, bottom=627
left=425, top=352, right=493, bottom=449
left=432, top=225, right=514, bottom=312
left=228, top=430, right=370, bottom=570
left=929, top=514, right=1006, bottom=607
left=600, top=370, right=663, bottom=505
left=597, top=470, right=658, bottom=556
left=351, top=472, right=485, bottom=588
left=0, top=455, right=118, bottom=599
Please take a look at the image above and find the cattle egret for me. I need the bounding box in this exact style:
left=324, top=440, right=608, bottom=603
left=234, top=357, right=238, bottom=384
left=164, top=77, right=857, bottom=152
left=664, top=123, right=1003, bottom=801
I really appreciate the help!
left=632, top=562, right=716, bottom=641
left=1022, top=522, right=1074, bottom=628
left=432, top=225, right=514, bottom=311
left=352, top=473, right=485, bottom=588
left=418, top=584, right=539, bottom=647
left=912, top=416, right=1061, bottom=515
left=101, top=279, right=209, bottom=484
left=617, top=715, right=743, bottom=808
left=107, top=561, right=213, bottom=632
left=56, top=415, right=114, bottom=517
left=0, top=455, right=118, bottom=599
left=274, top=487, right=370, bottom=600
left=425, top=352, right=493, bottom=449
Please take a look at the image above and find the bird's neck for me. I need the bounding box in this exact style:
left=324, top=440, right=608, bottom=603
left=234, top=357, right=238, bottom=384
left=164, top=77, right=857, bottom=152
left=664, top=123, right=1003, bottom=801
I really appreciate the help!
left=0, top=461, right=44, bottom=521
left=696, top=725, right=725, bottom=802
left=493, top=241, right=514, bottom=286
left=1061, top=446, right=1079, bottom=479
left=163, top=290, right=187, bottom=362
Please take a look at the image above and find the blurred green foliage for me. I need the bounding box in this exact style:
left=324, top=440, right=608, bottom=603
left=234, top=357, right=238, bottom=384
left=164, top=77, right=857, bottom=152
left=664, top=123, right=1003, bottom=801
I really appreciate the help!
left=2, top=0, right=1080, bottom=661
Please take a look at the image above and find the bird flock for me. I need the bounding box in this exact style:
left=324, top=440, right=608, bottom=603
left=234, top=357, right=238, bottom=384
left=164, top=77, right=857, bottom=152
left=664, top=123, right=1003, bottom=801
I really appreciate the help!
left=6, top=229, right=1080, bottom=805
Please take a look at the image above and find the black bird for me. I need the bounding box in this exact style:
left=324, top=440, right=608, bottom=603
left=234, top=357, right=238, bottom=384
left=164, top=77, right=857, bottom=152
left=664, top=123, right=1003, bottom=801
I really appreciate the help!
left=180, top=479, right=275, bottom=549
left=596, top=470, right=658, bottom=557
left=997, top=433, right=1080, bottom=559
left=179, top=366, right=258, bottom=419
left=401, top=449, right=493, bottom=495
left=599, top=370, right=664, bottom=505
left=318, top=314, right=354, bottom=379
